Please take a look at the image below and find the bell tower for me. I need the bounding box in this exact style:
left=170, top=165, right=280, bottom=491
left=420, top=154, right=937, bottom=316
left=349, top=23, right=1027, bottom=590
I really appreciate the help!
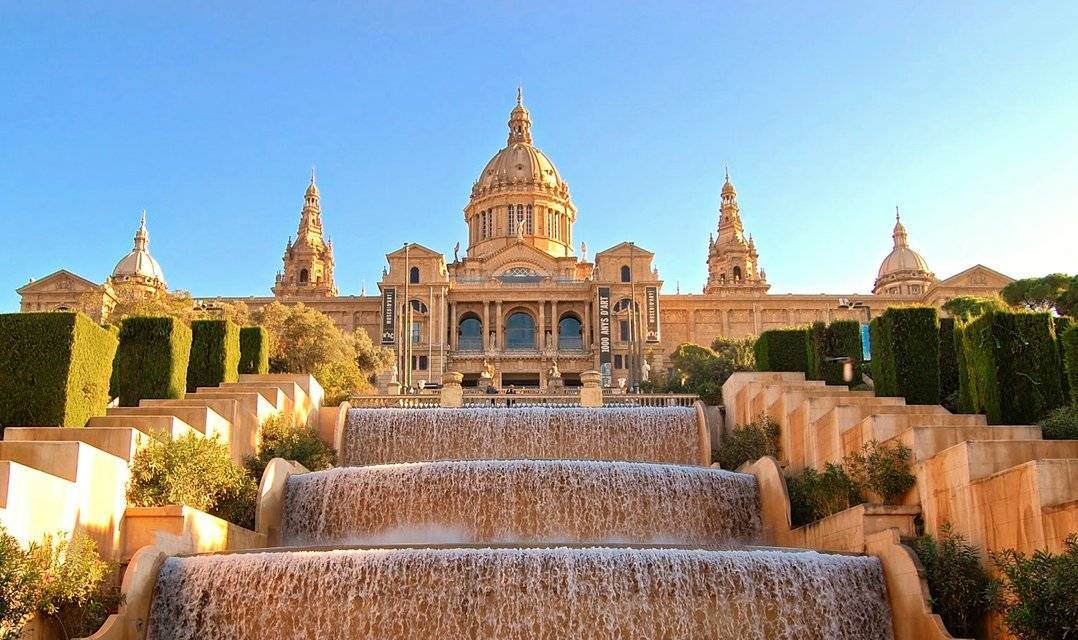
left=274, top=170, right=338, bottom=297
left=704, top=169, right=769, bottom=294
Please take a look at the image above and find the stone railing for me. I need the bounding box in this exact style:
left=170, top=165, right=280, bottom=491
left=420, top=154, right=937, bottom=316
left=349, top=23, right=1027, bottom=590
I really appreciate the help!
left=348, top=395, right=443, bottom=408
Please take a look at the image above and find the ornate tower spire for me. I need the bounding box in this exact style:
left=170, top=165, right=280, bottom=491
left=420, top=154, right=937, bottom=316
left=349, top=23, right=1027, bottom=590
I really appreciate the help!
left=273, top=172, right=337, bottom=298
left=892, top=205, right=909, bottom=248
left=705, top=168, right=768, bottom=294
left=134, top=209, right=149, bottom=252
left=508, top=87, right=533, bottom=145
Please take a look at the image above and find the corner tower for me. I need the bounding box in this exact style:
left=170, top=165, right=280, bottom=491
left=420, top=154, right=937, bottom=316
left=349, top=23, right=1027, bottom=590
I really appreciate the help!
left=274, top=171, right=338, bottom=297
left=464, top=89, right=577, bottom=259
left=704, top=170, right=769, bottom=294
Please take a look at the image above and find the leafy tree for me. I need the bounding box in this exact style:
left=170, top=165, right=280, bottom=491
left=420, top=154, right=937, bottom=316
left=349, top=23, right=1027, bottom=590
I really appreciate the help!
left=942, top=295, right=1009, bottom=322
left=714, top=416, right=780, bottom=470
left=912, top=525, right=993, bottom=638
left=710, top=336, right=757, bottom=372
left=0, top=526, right=39, bottom=640
left=1001, top=274, right=1075, bottom=315
left=94, top=286, right=250, bottom=328
left=245, top=412, right=337, bottom=480
left=127, top=432, right=257, bottom=528
left=353, top=327, right=395, bottom=373
left=660, top=339, right=755, bottom=404
left=991, top=535, right=1078, bottom=640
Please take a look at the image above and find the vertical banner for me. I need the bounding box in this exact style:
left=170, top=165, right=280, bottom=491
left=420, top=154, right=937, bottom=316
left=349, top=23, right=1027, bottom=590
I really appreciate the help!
left=381, top=287, right=397, bottom=345
left=597, top=287, right=612, bottom=387
left=645, top=285, right=660, bottom=342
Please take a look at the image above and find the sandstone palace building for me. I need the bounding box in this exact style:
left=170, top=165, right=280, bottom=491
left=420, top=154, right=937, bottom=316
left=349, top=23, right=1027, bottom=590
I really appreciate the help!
left=18, top=91, right=1014, bottom=389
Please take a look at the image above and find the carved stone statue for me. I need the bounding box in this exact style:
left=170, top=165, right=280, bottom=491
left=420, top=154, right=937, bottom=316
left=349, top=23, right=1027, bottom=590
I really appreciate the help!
left=516, top=218, right=526, bottom=240
left=487, top=331, right=496, bottom=350
left=548, top=360, right=561, bottom=379
left=580, top=242, right=588, bottom=261
left=480, top=359, right=495, bottom=379
left=390, top=362, right=399, bottom=383
left=641, top=358, right=651, bottom=383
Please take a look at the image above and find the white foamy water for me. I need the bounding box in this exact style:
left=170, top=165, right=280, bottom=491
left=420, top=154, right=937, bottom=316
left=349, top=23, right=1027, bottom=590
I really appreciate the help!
left=341, top=406, right=701, bottom=465
left=146, top=546, right=893, bottom=640
left=281, top=460, right=760, bottom=547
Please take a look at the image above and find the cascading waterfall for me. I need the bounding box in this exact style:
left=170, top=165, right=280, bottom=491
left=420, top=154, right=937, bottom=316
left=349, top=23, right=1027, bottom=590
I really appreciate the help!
left=340, top=406, right=701, bottom=465
left=145, top=405, right=895, bottom=639
left=281, top=460, right=760, bottom=547
left=146, top=547, right=893, bottom=640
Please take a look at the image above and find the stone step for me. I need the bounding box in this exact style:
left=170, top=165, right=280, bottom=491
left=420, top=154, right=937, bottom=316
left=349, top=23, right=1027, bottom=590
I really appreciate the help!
left=86, top=414, right=200, bottom=440
left=0, top=460, right=78, bottom=546
left=3, top=426, right=151, bottom=462
left=107, top=406, right=230, bottom=439
left=196, top=385, right=284, bottom=409
left=140, top=398, right=260, bottom=462
left=890, top=425, right=1043, bottom=462
left=188, top=389, right=278, bottom=419
left=925, top=439, right=1078, bottom=483
left=239, top=373, right=323, bottom=409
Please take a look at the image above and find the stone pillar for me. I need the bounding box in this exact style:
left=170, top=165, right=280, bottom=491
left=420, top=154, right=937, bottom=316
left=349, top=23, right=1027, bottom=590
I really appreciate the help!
left=551, top=299, right=559, bottom=351
left=387, top=380, right=402, bottom=395
left=495, top=300, right=503, bottom=351
left=449, top=302, right=458, bottom=350
left=482, top=300, right=489, bottom=350
left=538, top=299, right=546, bottom=352
left=580, top=370, right=602, bottom=407
left=584, top=301, right=592, bottom=349
left=440, top=371, right=464, bottom=408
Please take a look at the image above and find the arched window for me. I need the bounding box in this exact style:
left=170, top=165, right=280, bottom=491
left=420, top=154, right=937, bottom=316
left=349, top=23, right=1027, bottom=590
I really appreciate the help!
left=506, top=312, right=536, bottom=350
left=613, top=298, right=638, bottom=313
left=409, top=300, right=428, bottom=314
left=409, top=266, right=420, bottom=284
left=299, top=269, right=309, bottom=283
left=558, top=314, right=583, bottom=350
left=733, top=266, right=742, bottom=283
left=620, top=265, right=631, bottom=282
left=720, top=273, right=727, bottom=285
left=458, top=315, right=483, bottom=351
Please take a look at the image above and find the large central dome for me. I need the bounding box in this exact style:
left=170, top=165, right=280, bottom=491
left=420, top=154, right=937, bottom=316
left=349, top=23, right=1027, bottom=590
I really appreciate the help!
left=464, top=90, right=578, bottom=259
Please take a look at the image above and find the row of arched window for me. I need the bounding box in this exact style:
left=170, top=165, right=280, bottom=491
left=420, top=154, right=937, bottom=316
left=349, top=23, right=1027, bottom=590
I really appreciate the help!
left=457, top=312, right=584, bottom=351
left=468, top=204, right=572, bottom=244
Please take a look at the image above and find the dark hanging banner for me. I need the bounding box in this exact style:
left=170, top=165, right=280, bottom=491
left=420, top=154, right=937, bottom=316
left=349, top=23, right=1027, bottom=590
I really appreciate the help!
left=645, top=286, right=660, bottom=342
left=381, top=287, right=397, bottom=345
left=597, top=287, right=612, bottom=387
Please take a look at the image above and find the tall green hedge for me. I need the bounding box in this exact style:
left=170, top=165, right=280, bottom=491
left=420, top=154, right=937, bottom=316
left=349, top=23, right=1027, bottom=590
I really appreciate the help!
left=238, top=326, right=269, bottom=375
left=938, top=317, right=959, bottom=404
left=186, top=319, right=240, bottom=392
left=805, top=321, right=828, bottom=381
left=1055, top=316, right=1074, bottom=403
left=870, top=306, right=940, bottom=404
left=954, top=323, right=976, bottom=414
left=1063, top=325, right=1078, bottom=409
left=110, top=316, right=192, bottom=407
left=962, top=311, right=1064, bottom=424
left=754, top=328, right=810, bottom=373
left=0, top=312, right=118, bottom=427
left=826, top=320, right=865, bottom=387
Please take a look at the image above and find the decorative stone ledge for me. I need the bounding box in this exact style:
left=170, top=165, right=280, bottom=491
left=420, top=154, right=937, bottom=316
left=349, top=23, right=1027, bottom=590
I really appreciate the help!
left=122, top=505, right=266, bottom=561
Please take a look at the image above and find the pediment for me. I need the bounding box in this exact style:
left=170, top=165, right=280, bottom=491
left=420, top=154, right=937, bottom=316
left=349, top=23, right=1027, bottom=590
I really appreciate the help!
left=385, top=243, right=444, bottom=259
left=595, top=241, right=655, bottom=258
left=935, top=264, right=1014, bottom=289
left=478, top=241, right=563, bottom=274
left=16, top=269, right=100, bottom=294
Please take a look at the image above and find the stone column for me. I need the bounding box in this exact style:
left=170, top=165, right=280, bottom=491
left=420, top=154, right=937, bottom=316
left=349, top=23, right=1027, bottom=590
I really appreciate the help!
left=495, top=300, right=503, bottom=351
left=551, top=299, right=559, bottom=351
left=538, top=299, right=546, bottom=352
left=482, top=300, right=490, bottom=351
left=440, top=371, right=463, bottom=408
left=449, top=302, right=458, bottom=350
left=580, top=370, right=602, bottom=407
left=584, top=300, right=593, bottom=349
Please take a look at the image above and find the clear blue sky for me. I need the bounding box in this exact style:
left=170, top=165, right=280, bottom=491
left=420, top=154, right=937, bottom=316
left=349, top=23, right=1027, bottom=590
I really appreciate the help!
left=2, top=2, right=1076, bottom=312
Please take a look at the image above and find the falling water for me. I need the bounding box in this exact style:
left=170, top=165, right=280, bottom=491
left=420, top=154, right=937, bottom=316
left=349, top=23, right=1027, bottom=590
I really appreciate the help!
left=341, top=406, right=702, bottom=465
left=281, top=460, right=760, bottom=547
left=146, top=546, right=893, bottom=640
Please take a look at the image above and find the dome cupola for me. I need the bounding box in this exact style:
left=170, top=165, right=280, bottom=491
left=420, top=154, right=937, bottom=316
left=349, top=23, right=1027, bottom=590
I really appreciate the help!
left=873, top=207, right=935, bottom=296
left=111, top=211, right=166, bottom=287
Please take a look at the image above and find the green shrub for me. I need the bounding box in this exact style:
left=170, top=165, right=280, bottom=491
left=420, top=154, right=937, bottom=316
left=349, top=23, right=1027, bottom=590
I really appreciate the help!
left=244, top=411, right=337, bottom=480
left=0, top=312, right=118, bottom=427
left=660, top=341, right=754, bottom=405
left=955, top=323, right=977, bottom=414
left=911, top=525, right=992, bottom=638
left=786, top=463, right=861, bottom=527
left=991, top=534, right=1078, bottom=640
left=127, top=432, right=256, bottom=529
left=963, top=311, right=1065, bottom=424
left=1038, top=405, right=1078, bottom=440
left=754, top=328, right=810, bottom=373
left=825, top=320, right=865, bottom=387
left=0, top=526, right=39, bottom=640
left=238, top=326, right=270, bottom=375
left=713, top=416, right=780, bottom=470
left=29, top=533, right=119, bottom=639
left=805, top=321, right=828, bottom=380
left=1061, top=323, right=1077, bottom=407
left=110, top=316, right=191, bottom=407
left=870, top=306, right=940, bottom=404
left=938, top=317, right=959, bottom=408
left=186, top=319, right=240, bottom=392
left=845, top=440, right=916, bottom=504
left=942, top=295, right=1009, bottom=322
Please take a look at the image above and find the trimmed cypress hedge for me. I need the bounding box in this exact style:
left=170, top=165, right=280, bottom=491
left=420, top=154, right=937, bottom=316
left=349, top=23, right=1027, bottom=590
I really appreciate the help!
left=1064, top=325, right=1078, bottom=409
left=870, top=306, right=940, bottom=404
left=238, top=326, right=270, bottom=375
left=754, top=328, right=810, bottom=373
left=0, top=312, right=118, bottom=427
left=826, top=320, right=865, bottom=387
left=110, top=316, right=192, bottom=407
left=938, top=317, right=959, bottom=404
left=806, top=321, right=828, bottom=380
left=954, top=323, right=976, bottom=414
left=1055, top=316, right=1074, bottom=403
left=962, top=311, right=1065, bottom=424
left=186, top=319, right=240, bottom=392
